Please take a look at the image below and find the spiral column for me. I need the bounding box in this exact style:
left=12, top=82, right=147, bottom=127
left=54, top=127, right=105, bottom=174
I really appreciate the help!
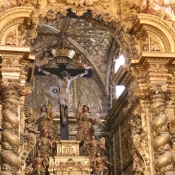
left=131, top=53, right=175, bottom=175
left=0, top=46, right=33, bottom=175
left=151, top=92, right=174, bottom=174
left=0, top=84, right=21, bottom=175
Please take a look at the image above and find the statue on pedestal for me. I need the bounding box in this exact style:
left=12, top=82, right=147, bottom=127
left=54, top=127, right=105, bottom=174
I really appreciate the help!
left=76, top=104, right=96, bottom=141
left=93, top=152, right=112, bottom=175
left=35, top=103, right=54, bottom=138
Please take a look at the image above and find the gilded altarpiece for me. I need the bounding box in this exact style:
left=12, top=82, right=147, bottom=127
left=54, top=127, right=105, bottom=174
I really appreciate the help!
left=1, top=0, right=175, bottom=174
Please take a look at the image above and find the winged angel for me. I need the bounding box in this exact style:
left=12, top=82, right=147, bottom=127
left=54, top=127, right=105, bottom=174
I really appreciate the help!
left=76, top=104, right=105, bottom=141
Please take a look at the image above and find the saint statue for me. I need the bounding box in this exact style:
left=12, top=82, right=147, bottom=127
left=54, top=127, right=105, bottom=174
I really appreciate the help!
left=76, top=104, right=96, bottom=141
left=35, top=103, right=54, bottom=137
left=93, top=152, right=112, bottom=175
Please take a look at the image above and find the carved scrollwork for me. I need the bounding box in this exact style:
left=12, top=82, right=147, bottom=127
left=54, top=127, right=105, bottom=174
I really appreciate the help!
left=20, top=133, right=36, bottom=175
left=130, top=105, right=150, bottom=174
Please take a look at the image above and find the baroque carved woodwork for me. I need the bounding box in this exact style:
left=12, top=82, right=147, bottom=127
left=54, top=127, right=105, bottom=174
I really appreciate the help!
left=1, top=0, right=175, bottom=175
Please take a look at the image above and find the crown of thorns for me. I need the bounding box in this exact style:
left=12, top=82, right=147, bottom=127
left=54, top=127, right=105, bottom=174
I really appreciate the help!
left=60, top=71, right=70, bottom=77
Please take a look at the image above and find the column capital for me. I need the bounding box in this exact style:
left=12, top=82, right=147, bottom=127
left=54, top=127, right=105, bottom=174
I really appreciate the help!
left=0, top=45, right=35, bottom=85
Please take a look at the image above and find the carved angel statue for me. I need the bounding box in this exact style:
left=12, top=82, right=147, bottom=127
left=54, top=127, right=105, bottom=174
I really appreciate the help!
left=24, top=108, right=40, bottom=135
left=35, top=50, right=55, bottom=68
left=25, top=116, right=40, bottom=135
left=73, top=54, right=92, bottom=69
left=76, top=104, right=105, bottom=141
left=99, top=137, right=106, bottom=149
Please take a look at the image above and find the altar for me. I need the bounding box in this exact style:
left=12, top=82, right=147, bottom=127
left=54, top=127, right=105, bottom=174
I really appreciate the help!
left=48, top=140, right=92, bottom=175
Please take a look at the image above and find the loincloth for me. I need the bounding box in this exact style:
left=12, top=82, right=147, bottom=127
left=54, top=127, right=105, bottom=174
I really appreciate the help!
left=58, top=91, right=70, bottom=105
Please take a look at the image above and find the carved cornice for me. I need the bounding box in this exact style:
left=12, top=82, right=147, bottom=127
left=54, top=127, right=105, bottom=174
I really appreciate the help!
left=131, top=52, right=175, bottom=65
left=0, top=45, right=34, bottom=83
left=0, top=45, right=30, bottom=55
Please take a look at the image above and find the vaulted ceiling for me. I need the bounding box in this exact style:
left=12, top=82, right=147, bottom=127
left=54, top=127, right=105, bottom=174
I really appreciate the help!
left=30, top=15, right=120, bottom=96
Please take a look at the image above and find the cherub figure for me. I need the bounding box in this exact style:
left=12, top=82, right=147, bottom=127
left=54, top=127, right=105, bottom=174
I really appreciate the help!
left=25, top=109, right=40, bottom=135
left=25, top=116, right=40, bottom=135
left=36, top=50, right=54, bottom=68
left=137, top=0, right=175, bottom=23
left=73, top=54, right=92, bottom=69
left=0, top=0, right=17, bottom=10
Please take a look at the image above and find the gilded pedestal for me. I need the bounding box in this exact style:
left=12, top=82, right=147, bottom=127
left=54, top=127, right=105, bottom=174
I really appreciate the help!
left=48, top=140, right=92, bottom=175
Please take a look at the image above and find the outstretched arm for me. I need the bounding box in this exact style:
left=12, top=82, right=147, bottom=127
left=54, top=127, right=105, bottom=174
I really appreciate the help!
left=38, top=68, right=60, bottom=78
left=71, top=70, right=88, bottom=81
left=38, top=68, right=52, bottom=75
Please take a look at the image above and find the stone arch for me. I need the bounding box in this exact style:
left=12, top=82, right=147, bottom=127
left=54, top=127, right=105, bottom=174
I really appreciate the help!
left=138, top=14, right=175, bottom=52
left=0, top=7, right=33, bottom=45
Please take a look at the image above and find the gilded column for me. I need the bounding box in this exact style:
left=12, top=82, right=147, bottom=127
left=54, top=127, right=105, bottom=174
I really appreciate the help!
left=132, top=53, right=175, bottom=175
left=148, top=59, right=174, bottom=174
left=0, top=83, right=21, bottom=175
left=0, top=46, right=33, bottom=175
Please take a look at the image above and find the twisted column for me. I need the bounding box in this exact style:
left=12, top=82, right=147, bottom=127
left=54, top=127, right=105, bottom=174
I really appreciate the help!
left=131, top=54, right=175, bottom=175
left=151, top=92, right=174, bottom=174
left=0, top=46, right=34, bottom=175
left=0, top=84, right=21, bottom=175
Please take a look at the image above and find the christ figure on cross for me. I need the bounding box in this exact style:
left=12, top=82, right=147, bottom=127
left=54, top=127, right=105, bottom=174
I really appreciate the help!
left=38, top=68, right=88, bottom=139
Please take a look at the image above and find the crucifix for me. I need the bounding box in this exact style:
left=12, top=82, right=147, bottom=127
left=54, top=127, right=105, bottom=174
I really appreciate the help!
left=33, top=17, right=93, bottom=140
left=34, top=65, right=92, bottom=140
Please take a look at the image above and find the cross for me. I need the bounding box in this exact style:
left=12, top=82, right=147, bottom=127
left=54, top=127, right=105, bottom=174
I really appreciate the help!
left=34, top=64, right=92, bottom=77
left=34, top=64, right=92, bottom=140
